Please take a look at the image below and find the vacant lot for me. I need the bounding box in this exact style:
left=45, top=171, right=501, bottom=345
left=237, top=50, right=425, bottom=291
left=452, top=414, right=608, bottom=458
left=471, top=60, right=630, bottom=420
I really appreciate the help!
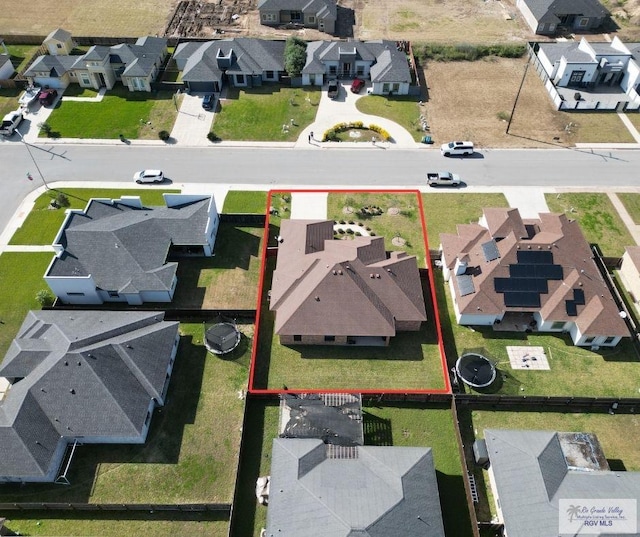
left=356, top=0, right=530, bottom=42
left=0, top=0, right=173, bottom=36
left=424, top=57, right=635, bottom=148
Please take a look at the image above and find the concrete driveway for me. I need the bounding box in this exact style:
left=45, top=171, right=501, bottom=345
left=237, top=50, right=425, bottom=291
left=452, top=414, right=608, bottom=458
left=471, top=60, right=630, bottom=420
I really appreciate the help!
left=170, top=92, right=215, bottom=146
left=296, top=80, right=419, bottom=149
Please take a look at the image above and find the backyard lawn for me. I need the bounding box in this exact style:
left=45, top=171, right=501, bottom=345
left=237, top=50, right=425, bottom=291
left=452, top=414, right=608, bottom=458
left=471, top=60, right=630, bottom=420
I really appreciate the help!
left=355, top=95, right=424, bottom=141
left=617, top=192, right=640, bottom=225
left=546, top=192, right=635, bottom=257
left=0, top=87, right=22, bottom=117
left=9, top=188, right=180, bottom=245
left=0, top=252, right=52, bottom=357
left=40, top=86, right=180, bottom=139
left=213, top=86, right=320, bottom=142
left=222, top=191, right=268, bottom=214
left=0, top=323, right=250, bottom=504
left=173, top=224, right=264, bottom=310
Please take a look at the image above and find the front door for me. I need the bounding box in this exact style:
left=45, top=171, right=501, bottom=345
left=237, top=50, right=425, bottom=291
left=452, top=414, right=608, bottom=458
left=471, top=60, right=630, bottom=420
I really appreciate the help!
left=98, top=73, right=106, bottom=87
left=342, top=62, right=351, bottom=77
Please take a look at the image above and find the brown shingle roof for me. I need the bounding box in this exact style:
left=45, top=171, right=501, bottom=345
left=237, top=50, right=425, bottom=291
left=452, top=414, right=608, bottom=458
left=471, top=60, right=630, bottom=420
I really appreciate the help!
left=270, top=220, right=427, bottom=337
left=440, top=209, right=628, bottom=337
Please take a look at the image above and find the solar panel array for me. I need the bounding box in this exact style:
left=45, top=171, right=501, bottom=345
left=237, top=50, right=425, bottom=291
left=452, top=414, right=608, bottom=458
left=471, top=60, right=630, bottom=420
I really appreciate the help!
left=494, top=249, right=564, bottom=308
left=457, top=274, right=475, bottom=297
left=565, top=287, right=586, bottom=317
left=481, top=240, right=500, bottom=262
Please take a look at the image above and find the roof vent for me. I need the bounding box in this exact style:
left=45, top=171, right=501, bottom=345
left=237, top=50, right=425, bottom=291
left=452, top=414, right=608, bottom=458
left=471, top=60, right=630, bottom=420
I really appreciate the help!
left=70, top=389, right=75, bottom=394
left=376, top=274, right=381, bottom=279
left=387, top=268, right=392, bottom=272
left=338, top=270, right=343, bottom=275
left=537, top=246, right=541, bottom=249
left=115, top=243, right=119, bottom=248
left=527, top=245, right=531, bottom=249
left=64, top=361, right=68, bottom=366
left=315, top=296, right=320, bottom=301
left=332, top=270, right=337, bottom=275
left=370, top=274, right=374, bottom=278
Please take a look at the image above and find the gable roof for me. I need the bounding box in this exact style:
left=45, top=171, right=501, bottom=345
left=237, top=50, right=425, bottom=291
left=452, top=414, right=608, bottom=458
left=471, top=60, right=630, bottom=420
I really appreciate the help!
left=266, top=438, right=445, bottom=537
left=485, top=429, right=640, bottom=537
left=440, top=208, right=628, bottom=337
left=521, top=0, right=609, bottom=24
left=82, top=37, right=166, bottom=77
left=46, top=196, right=212, bottom=296
left=258, top=0, right=337, bottom=19
left=45, top=28, right=73, bottom=43
left=270, top=220, right=426, bottom=337
left=0, top=310, right=179, bottom=481
left=24, top=54, right=82, bottom=77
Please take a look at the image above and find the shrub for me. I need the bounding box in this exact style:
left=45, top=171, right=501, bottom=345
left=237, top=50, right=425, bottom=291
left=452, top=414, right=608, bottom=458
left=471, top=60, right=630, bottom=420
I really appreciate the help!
left=346, top=228, right=354, bottom=234
left=36, top=289, right=54, bottom=308
left=38, top=122, right=52, bottom=136
left=369, top=124, right=391, bottom=141
left=497, top=111, right=511, bottom=122
left=323, top=129, right=339, bottom=142
left=412, top=42, right=526, bottom=62
left=338, top=228, right=346, bottom=234
left=348, top=220, right=355, bottom=225
left=207, top=131, right=221, bottom=142
left=158, top=130, right=170, bottom=141
left=355, top=231, right=362, bottom=236
left=339, top=219, right=346, bottom=225
left=55, top=193, right=70, bottom=208
left=284, top=37, right=307, bottom=76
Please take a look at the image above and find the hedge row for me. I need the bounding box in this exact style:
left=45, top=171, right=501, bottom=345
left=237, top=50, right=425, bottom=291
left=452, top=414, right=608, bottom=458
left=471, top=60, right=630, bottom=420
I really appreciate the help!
left=412, top=43, right=526, bottom=62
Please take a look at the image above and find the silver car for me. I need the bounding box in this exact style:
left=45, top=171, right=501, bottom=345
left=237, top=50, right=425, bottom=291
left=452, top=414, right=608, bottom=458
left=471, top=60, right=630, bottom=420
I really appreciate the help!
left=133, top=169, right=164, bottom=184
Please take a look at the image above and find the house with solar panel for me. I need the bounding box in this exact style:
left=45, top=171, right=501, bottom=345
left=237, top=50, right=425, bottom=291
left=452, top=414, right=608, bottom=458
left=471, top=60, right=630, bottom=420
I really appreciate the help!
left=439, top=208, right=628, bottom=347
left=482, top=428, right=640, bottom=536
left=44, top=193, right=219, bottom=305
left=0, top=310, right=179, bottom=483
left=269, top=220, right=427, bottom=346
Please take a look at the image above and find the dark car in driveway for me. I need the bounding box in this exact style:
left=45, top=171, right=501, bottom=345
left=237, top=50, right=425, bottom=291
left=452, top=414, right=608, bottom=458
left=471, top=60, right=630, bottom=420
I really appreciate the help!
left=350, top=78, right=365, bottom=93
left=38, top=89, right=58, bottom=106
left=327, top=80, right=339, bottom=99
left=202, top=94, right=214, bottom=110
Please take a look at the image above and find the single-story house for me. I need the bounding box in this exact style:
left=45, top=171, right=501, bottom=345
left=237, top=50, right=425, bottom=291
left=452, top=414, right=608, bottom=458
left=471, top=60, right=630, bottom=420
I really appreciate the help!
left=619, top=245, right=640, bottom=314
left=258, top=0, right=337, bottom=34
left=302, top=40, right=412, bottom=95
left=269, top=220, right=426, bottom=346
left=173, top=38, right=285, bottom=93
left=484, top=428, right=640, bottom=536
left=266, top=438, right=446, bottom=536
left=44, top=28, right=76, bottom=56
left=45, top=194, right=219, bottom=305
left=517, top=0, right=609, bottom=35
left=24, top=31, right=167, bottom=92
left=0, top=310, right=179, bottom=483
left=440, top=208, right=628, bottom=347
left=0, top=54, right=15, bottom=80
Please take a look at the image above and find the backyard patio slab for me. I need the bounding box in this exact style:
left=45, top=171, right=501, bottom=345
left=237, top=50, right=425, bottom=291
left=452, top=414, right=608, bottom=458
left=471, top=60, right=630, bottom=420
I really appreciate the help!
left=507, top=345, right=550, bottom=370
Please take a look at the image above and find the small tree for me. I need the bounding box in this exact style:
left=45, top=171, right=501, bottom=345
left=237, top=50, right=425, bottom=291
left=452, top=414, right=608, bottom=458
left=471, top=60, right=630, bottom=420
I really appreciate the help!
left=38, top=122, right=52, bottom=136
left=55, top=193, right=70, bottom=208
left=284, top=37, right=307, bottom=77
left=36, top=289, right=54, bottom=308
left=158, top=130, right=170, bottom=141
left=207, top=131, right=221, bottom=142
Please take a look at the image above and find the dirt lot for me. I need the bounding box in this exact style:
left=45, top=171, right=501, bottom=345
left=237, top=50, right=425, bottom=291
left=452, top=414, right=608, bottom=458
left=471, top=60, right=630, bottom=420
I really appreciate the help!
left=423, top=56, right=634, bottom=148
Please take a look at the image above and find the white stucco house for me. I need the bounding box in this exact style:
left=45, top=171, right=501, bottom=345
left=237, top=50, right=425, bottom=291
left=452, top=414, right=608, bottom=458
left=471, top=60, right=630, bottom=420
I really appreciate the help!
left=45, top=194, right=219, bottom=305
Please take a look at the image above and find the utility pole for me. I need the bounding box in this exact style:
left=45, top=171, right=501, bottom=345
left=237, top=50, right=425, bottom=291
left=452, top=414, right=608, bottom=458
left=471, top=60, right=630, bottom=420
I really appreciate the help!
left=506, top=61, right=530, bottom=135
left=15, top=129, right=49, bottom=190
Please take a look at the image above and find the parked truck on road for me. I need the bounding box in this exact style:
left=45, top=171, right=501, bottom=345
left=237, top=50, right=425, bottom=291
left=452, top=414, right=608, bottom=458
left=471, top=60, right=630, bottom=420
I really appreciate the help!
left=427, top=171, right=461, bottom=187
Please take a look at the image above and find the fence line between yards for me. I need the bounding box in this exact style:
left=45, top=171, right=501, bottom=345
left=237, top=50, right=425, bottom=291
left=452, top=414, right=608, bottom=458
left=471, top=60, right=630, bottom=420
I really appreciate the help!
left=0, top=503, right=231, bottom=513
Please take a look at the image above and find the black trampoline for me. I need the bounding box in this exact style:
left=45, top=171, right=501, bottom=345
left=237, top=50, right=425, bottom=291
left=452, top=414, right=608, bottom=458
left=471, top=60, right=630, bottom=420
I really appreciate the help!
left=455, top=353, right=496, bottom=388
left=205, top=323, right=241, bottom=355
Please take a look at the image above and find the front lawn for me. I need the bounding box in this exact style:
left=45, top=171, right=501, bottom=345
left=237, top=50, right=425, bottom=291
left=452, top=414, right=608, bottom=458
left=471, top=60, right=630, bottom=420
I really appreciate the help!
left=363, top=404, right=474, bottom=537
left=545, top=192, right=634, bottom=257
left=9, top=188, right=180, bottom=245
left=212, top=86, right=320, bottom=142
left=0, top=322, right=250, bottom=504
left=0, top=253, right=52, bottom=357
left=617, top=192, right=640, bottom=225
left=173, top=225, right=264, bottom=310
left=222, top=191, right=268, bottom=214
left=41, top=86, right=180, bottom=139
left=355, top=95, right=424, bottom=141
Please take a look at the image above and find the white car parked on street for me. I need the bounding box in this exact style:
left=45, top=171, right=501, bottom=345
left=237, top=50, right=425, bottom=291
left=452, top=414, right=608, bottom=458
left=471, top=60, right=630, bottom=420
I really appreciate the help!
left=133, top=169, right=164, bottom=184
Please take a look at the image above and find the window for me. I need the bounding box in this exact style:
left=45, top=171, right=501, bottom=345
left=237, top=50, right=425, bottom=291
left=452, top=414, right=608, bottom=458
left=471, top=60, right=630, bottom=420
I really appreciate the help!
left=236, top=74, right=245, bottom=85
left=262, top=13, right=277, bottom=22
left=584, top=336, right=596, bottom=344
left=604, top=336, right=616, bottom=344
left=57, top=43, right=62, bottom=49
left=329, top=65, right=337, bottom=75
left=382, top=83, right=390, bottom=93
left=108, top=291, right=119, bottom=298
left=551, top=321, right=565, bottom=330
left=578, top=17, right=589, bottom=27
left=66, top=292, right=85, bottom=296
left=80, top=74, right=90, bottom=85
left=569, top=70, right=585, bottom=84
left=265, top=70, right=274, bottom=79
left=308, top=15, right=315, bottom=23
left=324, top=335, right=335, bottom=342
left=293, top=335, right=302, bottom=342
left=356, top=66, right=364, bottom=76
left=290, top=11, right=302, bottom=22
left=392, top=83, right=400, bottom=93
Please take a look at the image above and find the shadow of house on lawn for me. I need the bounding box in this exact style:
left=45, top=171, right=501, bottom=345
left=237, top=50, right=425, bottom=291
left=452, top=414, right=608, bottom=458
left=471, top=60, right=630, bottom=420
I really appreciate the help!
left=213, top=225, right=263, bottom=271
left=363, top=411, right=393, bottom=446
left=0, top=334, right=207, bottom=504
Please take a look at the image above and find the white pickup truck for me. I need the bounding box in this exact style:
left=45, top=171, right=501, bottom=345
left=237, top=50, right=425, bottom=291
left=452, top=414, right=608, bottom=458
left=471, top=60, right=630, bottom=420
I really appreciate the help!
left=0, top=109, right=25, bottom=137
left=427, top=171, right=461, bottom=187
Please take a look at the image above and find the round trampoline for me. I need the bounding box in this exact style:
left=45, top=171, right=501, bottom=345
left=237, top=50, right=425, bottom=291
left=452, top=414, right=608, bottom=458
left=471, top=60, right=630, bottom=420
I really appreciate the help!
left=455, top=353, right=497, bottom=388
left=205, top=323, right=241, bottom=355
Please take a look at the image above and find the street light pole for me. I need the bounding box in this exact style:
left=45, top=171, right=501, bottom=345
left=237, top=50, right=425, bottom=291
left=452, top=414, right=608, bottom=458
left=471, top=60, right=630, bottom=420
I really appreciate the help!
left=15, top=128, right=49, bottom=190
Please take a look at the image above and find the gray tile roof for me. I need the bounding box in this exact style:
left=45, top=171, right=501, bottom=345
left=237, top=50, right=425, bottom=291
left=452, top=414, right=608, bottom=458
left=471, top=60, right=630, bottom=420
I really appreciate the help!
left=270, top=220, right=426, bottom=338
left=0, top=310, right=179, bottom=481
left=47, top=197, right=211, bottom=295
left=485, top=429, right=640, bottom=537
left=24, top=54, right=82, bottom=77
left=258, top=0, right=337, bottom=19
left=522, top=0, right=609, bottom=23
left=0, top=54, right=13, bottom=71
left=266, top=438, right=445, bottom=537
left=45, top=28, right=73, bottom=43
left=81, top=37, right=166, bottom=78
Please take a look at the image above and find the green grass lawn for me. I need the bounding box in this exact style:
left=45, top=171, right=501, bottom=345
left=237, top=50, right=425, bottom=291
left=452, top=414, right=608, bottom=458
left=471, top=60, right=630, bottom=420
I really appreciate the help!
left=212, top=86, right=320, bottom=142
left=61, top=86, right=100, bottom=98
left=222, top=191, right=268, bottom=214
left=230, top=400, right=280, bottom=537
left=422, top=193, right=510, bottom=245
left=9, top=188, right=180, bottom=245
left=0, top=253, right=52, bottom=357
left=6, top=44, right=40, bottom=72
left=617, top=192, right=640, bottom=225
left=41, top=86, right=179, bottom=139
left=0, top=322, right=250, bottom=504
left=355, top=95, right=425, bottom=141
left=565, top=112, right=635, bottom=144
left=173, top=225, right=264, bottom=309
left=362, top=403, right=474, bottom=537
left=0, top=87, right=21, bottom=116
left=4, top=512, right=230, bottom=537
left=436, top=270, right=640, bottom=397
left=546, top=192, right=634, bottom=257
left=327, top=192, right=427, bottom=267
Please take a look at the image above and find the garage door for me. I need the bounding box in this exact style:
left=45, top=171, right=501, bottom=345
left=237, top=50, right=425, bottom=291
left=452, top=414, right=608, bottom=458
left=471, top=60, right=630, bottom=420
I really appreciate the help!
left=187, top=81, right=216, bottom=93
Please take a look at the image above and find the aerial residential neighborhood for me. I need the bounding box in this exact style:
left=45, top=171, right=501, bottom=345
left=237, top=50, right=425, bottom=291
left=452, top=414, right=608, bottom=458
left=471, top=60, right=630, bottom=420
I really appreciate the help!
left=2, top=0, right=640, bottom=535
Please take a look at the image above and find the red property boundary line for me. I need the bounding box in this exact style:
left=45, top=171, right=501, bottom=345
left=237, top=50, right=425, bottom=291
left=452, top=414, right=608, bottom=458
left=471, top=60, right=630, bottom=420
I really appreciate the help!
left=248, top=189, right=451, bottom=396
